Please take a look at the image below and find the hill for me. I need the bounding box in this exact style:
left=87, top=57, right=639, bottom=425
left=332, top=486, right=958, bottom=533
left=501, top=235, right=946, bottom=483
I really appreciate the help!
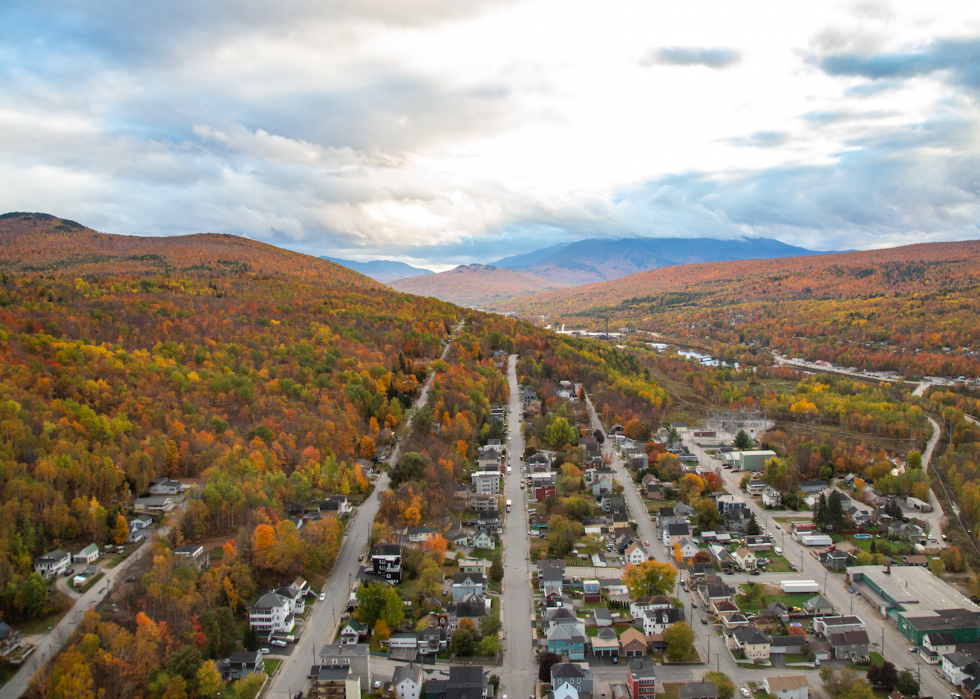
left=492, top=236, right=824, bottom=284
left=320, top=256, right=434, bottom=283
left=389, top=264, right=569, bottom=306
left=0, top=212, right=379, bottom=288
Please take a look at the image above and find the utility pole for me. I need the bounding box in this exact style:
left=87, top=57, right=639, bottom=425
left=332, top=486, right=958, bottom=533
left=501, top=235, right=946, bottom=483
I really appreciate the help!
left=716, top=653, right=720, bottom=672
left=881, top=627, right=885, bottom=658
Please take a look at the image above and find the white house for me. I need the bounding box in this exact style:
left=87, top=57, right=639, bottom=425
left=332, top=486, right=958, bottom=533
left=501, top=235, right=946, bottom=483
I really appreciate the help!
left=642, top=607, right=685, bottom=635
left=392, top=665, right=423, bottom=699
left=248, top=591, right=296, bottom=633
left=472, top=531, right=494, bottom=549
left=944, top=652, right=974, bottom=686
left=762, top=487, right=782, bottom=508
left=675, top=538, right=699, bottom=560
left=73, top=543, right=100, bottom=564
left=471, top=471, right=501, bottom=495
left=731, top=547, right=757, bottom=570
left=630, top=595, right=672, bottom=618
left=34, top=549, right=70, bottom=578
left=150, top=479, right=182, bottom=495
left=625, top=543, right=647, bottom=565
left=130, top=515, right=153, bottom=530
left=134, top=496, right=175, bottom=513
left=763, top=676, right=808, bottom=699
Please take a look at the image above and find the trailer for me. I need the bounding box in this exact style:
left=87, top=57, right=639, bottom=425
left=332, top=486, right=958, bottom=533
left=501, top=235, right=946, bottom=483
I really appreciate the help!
left=801, top=534, right=833, bottom=547
left=781, top=580, right=820, bottom=593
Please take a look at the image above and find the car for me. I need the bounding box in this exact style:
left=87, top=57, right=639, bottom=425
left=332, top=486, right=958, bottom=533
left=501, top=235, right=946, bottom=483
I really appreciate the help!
left=701, top=617, right=708, bottom=625
left=774, top=524, right=780, bottom=530
left=749, top=571, right=760, bottom=576
left=258, top=648, right=270, bottom=654
left=644, top=541, right=650, bottom=547
left=612, top=655, right=618, bottom=664
left=789, top=564, right=796, bottom=571
left=319, top=593, right=326, bottom=601
left=358, top=554, right=363, bottom=561
left=972, top=595, right=980, bottom=604
left=741, top=690, right=750, bottom=698
left=909, top=646, right=917, bottom=653
left=272, top=639, right=288, bottom=647
left=692, top=602, right=698, bottom=608
left=952, top=693, right=963, bottom=699
left=374, top=682, right=382, bottom=690
left=943, top=534, right=949, bottom=541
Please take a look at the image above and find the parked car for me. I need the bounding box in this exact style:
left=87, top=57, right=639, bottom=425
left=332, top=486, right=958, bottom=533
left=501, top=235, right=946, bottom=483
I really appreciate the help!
left=741, top=690, right=750, bottom=698
left=258, top=648, right=270, bottom=654
left=358, top=554, right=363, bottom=561
left=774, top=524, right=780, bottom=530
left=272, top=639, right=287, bottom=647
left=701, top=617, right=708, bottom=625
left=749, top=571, right=760, bottom=576
left=319, top=593, right=326, bottom=601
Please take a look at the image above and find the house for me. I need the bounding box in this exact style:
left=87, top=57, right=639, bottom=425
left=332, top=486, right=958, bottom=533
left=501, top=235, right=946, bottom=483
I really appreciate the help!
left=552, top=663, right=593, bottom=698
left=539, top=561, right=566, bottom=590
left=762, top=676, right=808, bottom=699
left=547, top=608, right=586, bottom=635
left=762, top=487, right=782, bottom=508
left=642, top=607, right=685, bottom=636
left=698, top=584, right=735, bottom=607
left=318, top=644, right=372, bottom=688
left=319, top=495, right=352, bottom=516
left=591, top=627, right=620, bottom=659
left=731, top=547, right=757, bottom=571
left=371, top=544, right=402, bottom=582
left=408, top=527, right=437, bottom=543
left=808, top=641, right=832, bottom=662
left=34, top=548, right=70, bottom=578
left=679, top=683, right=718, bottom=699
left=0, top=622, right=24, bottom=657
left=133, top=496, right=175, bottom=513
left=458, top=558, right=490, bottom=575
left=174, top=544, right=207, bottom=569
left=689, top=562, right=714, bottom=582
left=424, top=666, right=488, bottom=699
left=744, top=536, right=773, bottom=552
left=388, top=633, right=419, bottom=662
left=472, top=531, right=495, bottom=549
left=769, top=636, right=807, bottom=657
left=548, top=624, right=587, bottom=660
left=922, top=632, right=956, bottom=664
left=150, top=479, right=182, bottom=495
left=642, top=474, right=661, bottom=493
left=620, top=627, right=647, bottom=658
left=663, top=523, right=691, bottom=549
left=712, top=599, right=740, bottom=617
left=452, top=572, right=488, bottom=601
left=592, top=473, right=615, bottom=497
left=418, top=627, right=448, bottom=656
left=446, top=594, right=489, bottom=631
left=130, top=514, right=153, bottom=530
left=392, top=664, right=424, bottom=699
left=626, top=659, right=657, bottom=699
left=715, top=495, right=746, bottom=515
left=722, top=614, right=750, bottom=630
left=248, top=590, right=296, bottom=633
left=674, top=539, right=699, bottom=560
left=889, top=522, right=926, bottom=542
left=730, top=627, right=770, bottom=660
left=767, top=602, right=790, bottom=622
left=218, top=651, right=265, bottom=680
left=471, top=471, right=501, bottom=495
left=944, top=651, right=975, bottom=686
left=819, top=550, right=853, bottom=571
left=828, top=629, right=870, bottom=661
left=128, top=527, right=145, bottom=544
left=340, top=619, right=369, bottom=645
left=73, top=543, right=100, bottom=564
left=631, top=595, right=673, bottom=618
left=583, top=579, right=601, bottom=603
left=625, top=543, right=647, bottom=565
left=475, top=516, right=502, bottom=534
left=799, top=480, right=829, bottom=493
left=310, top=666, right=360, bottom=699
left=812, top=616, right=866, bottom=637
left=803, top=594, right=834, bottom=616
left=747, top=480, right=767, bottom=496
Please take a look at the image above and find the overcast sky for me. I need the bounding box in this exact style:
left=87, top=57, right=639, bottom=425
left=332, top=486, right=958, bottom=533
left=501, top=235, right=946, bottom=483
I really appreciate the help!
left=2, top=1, right=980, bottom=270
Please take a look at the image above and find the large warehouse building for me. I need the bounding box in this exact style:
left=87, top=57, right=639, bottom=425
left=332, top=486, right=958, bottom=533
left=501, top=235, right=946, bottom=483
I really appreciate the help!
left=848, top=565, right=980, bottom=645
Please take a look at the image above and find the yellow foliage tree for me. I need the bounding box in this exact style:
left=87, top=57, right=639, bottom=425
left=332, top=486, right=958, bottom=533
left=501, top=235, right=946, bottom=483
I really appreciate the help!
left=374, top=619, right=390, bottom=641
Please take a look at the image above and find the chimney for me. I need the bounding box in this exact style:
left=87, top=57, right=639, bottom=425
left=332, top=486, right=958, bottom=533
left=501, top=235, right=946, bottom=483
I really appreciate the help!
left=885, top=562, right=891, bottom=575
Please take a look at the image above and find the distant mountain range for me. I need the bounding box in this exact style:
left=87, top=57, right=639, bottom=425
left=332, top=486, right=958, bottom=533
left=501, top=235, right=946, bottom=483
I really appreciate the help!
left=389, top=264, right=568, bottom=307
left=492, top=237, right=824, bottom=284
left=320, top=256, right=434, bottom=283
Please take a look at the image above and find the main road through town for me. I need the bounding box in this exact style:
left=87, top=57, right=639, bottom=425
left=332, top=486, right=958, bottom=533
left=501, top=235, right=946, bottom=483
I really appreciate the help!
left=501, top=354, right=535, bottom=699
left=268, top=323, right=461, bottom=699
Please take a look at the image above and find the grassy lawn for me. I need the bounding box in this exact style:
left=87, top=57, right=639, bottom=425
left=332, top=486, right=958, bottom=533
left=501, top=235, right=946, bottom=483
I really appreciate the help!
left=0, top=663, right=19, bottom=687
left=758, top=555, right=793, bottom=573
left=785, top=653, right=809, bottom=663
left=660, top=683, right=683, bottom=699
left=11, top=602, right=73, bottom=635
left=736, top=587, right=812, bottom=614
left=262, top=658, right=282, bottom=675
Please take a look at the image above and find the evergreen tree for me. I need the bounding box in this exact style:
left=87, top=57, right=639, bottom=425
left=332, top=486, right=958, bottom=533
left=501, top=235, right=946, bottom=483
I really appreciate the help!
left=746, top=512, right=761, bottom=536
left=733, top=430, right=753, bottom=450
left=243, top=626, right=260, bottom=651
left=870, top=537, right=877, bottom=554
left=827, top=490, right=845, bottom=531
left=814, top=493, right=828, bottom=529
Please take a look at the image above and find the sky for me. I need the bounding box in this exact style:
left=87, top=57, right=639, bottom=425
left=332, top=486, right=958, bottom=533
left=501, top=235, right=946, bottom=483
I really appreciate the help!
left=2, top=1, right=980, bottom=270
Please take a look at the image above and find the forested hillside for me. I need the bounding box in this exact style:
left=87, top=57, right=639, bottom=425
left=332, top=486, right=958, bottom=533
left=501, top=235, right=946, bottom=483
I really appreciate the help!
left=1, top=213, right=377, bottom=288
left=389, top=264, right=568, bottom=306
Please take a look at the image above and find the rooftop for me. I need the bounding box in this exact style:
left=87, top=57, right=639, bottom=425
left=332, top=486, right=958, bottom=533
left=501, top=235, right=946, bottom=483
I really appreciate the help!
left=765, top=677, right=808, bottom=691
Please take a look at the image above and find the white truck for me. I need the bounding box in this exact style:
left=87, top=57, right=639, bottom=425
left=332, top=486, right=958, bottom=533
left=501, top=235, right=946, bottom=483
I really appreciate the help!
left=506, top=499, right=512, bottom=512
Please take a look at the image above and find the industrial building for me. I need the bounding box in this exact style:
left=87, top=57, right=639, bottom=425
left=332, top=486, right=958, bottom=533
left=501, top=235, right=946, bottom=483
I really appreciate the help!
left=847, top=565, right=980, bottom=645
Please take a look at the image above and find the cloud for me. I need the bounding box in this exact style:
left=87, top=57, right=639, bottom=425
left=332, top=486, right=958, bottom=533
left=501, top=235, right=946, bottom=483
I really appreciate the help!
left=640, top=47, right=742, bottom=69
left=817, top=37, right=980, bottom=92
left=726, top=131, right=792, bottom=148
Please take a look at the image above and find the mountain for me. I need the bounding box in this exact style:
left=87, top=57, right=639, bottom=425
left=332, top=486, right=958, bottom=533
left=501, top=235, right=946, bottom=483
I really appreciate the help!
left=491, top=239, right=980, bottom=319
left=320, top=256, right=434, bottom=283
left=0, top=212, right=378, bottom=288
left=389, top=264, right=569, bottom=307
left=492, top=236, right=824, bottom=284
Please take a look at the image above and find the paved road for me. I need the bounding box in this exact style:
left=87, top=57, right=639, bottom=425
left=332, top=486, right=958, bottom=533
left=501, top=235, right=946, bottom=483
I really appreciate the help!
left=269, top=324, right=460, bottom=699
left=0, top=538, right=156, bottom=699
left=501, top=354, right=534, bottom=699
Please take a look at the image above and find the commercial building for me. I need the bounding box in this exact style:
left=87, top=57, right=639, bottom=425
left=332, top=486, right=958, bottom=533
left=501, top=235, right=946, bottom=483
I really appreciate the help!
left=848, top=565, right=980, bottom=644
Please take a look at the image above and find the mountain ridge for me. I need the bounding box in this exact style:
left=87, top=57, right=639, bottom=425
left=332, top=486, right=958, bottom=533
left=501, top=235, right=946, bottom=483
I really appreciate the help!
left=0, top=212, right=380, bottom=288
left=491, top=236, right=825, bottom=284
left=319, top=256, right=434, bottom=283
left=389, top=264, right=569, bottom=307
